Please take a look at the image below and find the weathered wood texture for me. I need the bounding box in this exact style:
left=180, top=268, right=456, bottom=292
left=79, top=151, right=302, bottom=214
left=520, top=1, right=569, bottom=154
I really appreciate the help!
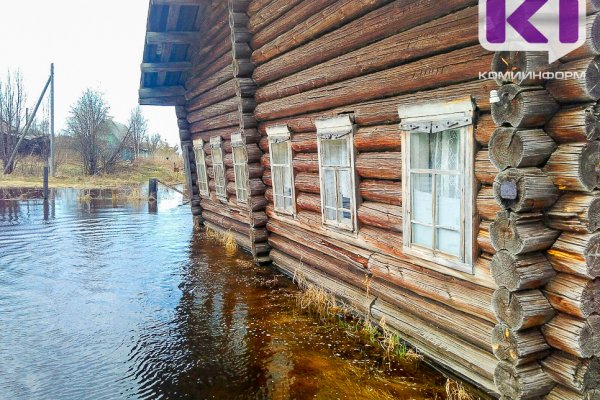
left=541, top=351, right=600, bottom=394
left=491, top=251, right=555, bottom=292
left=491, top=211, right=561, bottom=255
left=544, top=142, right=600, bottom=192
left=547, top=192, right=600, bottom=234
left=547, top=233, right=600, bottom=279
left=491, top=324, right=550, bottom=366
left=542, top=314, right=600, bottom=358
left=493, top=168, right=560, bottom=213
left=546, top=103, right=600, bottom=143
left=491, top=84, right=559, bottom=128
left=489, top=128, right=556, bottom=170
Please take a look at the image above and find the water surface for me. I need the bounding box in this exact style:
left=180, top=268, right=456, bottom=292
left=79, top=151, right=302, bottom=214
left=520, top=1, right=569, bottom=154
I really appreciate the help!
left=0, top=187, right=448, bottom=399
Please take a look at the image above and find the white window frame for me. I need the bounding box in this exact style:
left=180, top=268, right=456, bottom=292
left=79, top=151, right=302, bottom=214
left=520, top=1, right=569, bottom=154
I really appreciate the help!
left=266, top=125, right=296, bottom=216
left=231, top=133, right=249, bottom=203
left=193, top=139, right=210, bottom=197
left=399, top=98, right=476, bottom=274
left=316, top=115, right=358, bottom=232
left=210, top=136, right=227, bottom=200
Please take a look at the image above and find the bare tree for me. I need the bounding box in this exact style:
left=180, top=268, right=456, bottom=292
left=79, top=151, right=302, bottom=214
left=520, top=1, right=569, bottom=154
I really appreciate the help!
left=148, top=132, right=162, bottom=154
left=127, top=106, right=147, bottom=159
left=0, top=70, right=27, bottom=174
left=66, top=89, right=109, bottom=175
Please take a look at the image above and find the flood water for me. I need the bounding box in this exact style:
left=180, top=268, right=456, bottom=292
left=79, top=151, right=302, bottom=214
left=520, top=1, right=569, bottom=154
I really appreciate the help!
left=0, top=187, right=450, bottom=400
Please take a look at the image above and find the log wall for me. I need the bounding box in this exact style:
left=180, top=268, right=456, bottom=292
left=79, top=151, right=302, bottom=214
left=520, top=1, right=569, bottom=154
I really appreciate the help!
left=487, top=32, right=600, bottom=398
left=247, top=0, right=502, bottom=395
left=172, top=0, right=600, bottom=397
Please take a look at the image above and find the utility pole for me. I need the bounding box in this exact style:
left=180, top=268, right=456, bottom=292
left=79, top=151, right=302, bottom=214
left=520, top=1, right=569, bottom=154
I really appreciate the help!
left=50, top=63, right=55, bottom=177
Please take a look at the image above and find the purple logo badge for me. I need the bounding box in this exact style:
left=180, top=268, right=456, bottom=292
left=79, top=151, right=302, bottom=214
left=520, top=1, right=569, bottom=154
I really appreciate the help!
left=480, top=0, right=586, bottom=62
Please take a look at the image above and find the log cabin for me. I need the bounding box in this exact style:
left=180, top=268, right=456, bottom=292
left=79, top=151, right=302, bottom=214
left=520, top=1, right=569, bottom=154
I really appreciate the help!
left=138, top=1, right=600, bottom=398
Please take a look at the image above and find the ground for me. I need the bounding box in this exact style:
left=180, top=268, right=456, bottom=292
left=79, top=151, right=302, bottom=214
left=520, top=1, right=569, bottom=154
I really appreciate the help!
left=0, top=155, right=185, bottom=189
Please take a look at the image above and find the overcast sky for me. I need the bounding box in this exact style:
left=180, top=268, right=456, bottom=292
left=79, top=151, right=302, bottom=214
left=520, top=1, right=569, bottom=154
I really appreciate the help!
left=0, top=0, right=181, bottom=146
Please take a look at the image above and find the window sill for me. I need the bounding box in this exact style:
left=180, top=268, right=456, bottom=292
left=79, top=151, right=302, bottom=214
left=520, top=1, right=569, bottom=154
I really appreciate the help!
left=403, top=245, right=473, bottom=275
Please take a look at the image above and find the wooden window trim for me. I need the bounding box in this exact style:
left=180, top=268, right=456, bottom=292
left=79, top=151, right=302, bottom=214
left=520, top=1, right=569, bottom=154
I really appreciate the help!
left=210, top=136, right=227, bottom=201
left=266, top=125, right=296, bottom=216
left=231, top=133, right=249, bottom=204
left=399, top=98, right=476, bottom=274
left=316, top=115, right=359, bottom=233
left=193, top=139, right=210, bottom=197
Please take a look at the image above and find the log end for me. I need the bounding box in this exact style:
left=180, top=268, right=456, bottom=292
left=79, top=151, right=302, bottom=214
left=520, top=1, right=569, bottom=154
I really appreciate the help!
left=586, top=57, right=600, bottom=101
left=494, top=362, right=554, bottom=399
left=586, top=234, right=600, bottom=277
left=585, top=103, right=600, bottom=141
left=581, top=142, right=600, bottom=191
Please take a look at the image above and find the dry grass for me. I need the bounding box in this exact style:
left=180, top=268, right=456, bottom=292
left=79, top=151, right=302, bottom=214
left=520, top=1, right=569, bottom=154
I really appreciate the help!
left=446, top=379, right=476, bottom=400
left=205, top=226, right=239, bottom=253
left=0, top=155, right=184, bottom=189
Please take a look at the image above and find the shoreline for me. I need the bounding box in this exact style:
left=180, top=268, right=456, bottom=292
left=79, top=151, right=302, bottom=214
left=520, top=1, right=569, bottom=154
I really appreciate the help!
left=0, top=177, right=185, bottom=190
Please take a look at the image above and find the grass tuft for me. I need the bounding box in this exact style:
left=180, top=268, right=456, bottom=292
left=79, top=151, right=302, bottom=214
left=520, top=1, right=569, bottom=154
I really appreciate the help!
left=445, top=379, right=475, bottom=400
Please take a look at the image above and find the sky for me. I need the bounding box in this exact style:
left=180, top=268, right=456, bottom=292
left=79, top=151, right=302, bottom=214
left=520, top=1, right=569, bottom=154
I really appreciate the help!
left=0, top=0, right=181, bottom=146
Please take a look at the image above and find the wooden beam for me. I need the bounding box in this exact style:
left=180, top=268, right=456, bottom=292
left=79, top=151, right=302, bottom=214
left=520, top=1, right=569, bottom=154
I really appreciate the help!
left=139, top=96, right=186, bottom=106
left=146, top=32, right=200, bottom=44
left=141, top=62, right=192, bottom=73
left=139, top=86, right=186, bottom=98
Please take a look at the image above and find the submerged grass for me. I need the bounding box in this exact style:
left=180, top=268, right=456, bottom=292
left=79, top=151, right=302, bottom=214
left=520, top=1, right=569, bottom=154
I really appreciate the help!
left=446, top=379, right=476, bottom=400
left=293, top=269, right=423, bottom=368
left=205, top=226, right=238, bottom=253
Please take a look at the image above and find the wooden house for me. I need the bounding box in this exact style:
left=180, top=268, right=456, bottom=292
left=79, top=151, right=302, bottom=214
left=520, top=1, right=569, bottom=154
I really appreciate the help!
left=139, top=1, right=600, bottom=398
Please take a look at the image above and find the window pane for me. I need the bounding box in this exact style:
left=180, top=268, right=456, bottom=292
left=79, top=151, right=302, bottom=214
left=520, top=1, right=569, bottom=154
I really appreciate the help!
left=412, top=224, right=433, bottom=249
left=322, top=139, right=349, bottom=167
left=431, top=129, right=461, bottom=171
left=284, top=196, right=293, bottom=210
left=271, top=141, right=289, bottom=164
left=436, top=174, right=461, bottom=229
left=234, top=147, right=245, bottom=164
left=282, top=167, right=292, bottom=197
left=410, top=132, right=430, bottom=169
left=337, top=170, right=352, bottom=211
left=274, top=194, right=283, bottom=209
left=436, top=228, right=461, bottom=257
left=323, top=169, right=336, bottom=209
left=212, top=149, right=222, bottom=164
left=411, top=174, right=432, bottom=224
left=325, top=207, right=336, bottom=222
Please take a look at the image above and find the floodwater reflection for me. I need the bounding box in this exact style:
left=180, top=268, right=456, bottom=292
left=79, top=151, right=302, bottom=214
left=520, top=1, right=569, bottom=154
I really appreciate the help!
left=0, top=187, right=449, bottom=399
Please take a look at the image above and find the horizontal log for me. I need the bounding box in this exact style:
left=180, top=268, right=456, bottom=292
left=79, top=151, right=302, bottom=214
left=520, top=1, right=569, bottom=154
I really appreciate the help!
left=491, top=211, right=560, bottom=255
left=547, top=232, right=600, bottom=279
left=359, top=180, right=401, bottom=205
left=546, top=57, right=600, bottom=103
left=542, top=314, right=600, bottom=358
left=491, top=250, right=555, bottom=292
left=296, top=192, right=321, bottom=213
left=204, top=221, right=253, bottom=252
left=545, top=385, right=600, bottom=400
left=291, top=133, right=317, bottom=153
left=354, top=125, right=401, bottom=152
left=254, top=4, right=479, bottom=99
left=477, top=186, right=502, bottom=221
left=357, top=202, right=402, bottom=232
left=254, top=46, right=493, bottom=120
left=491, top=51, right=557, bottom=85
left=185, top=64, right=234, bottom=101
left=489, top=128, right=556, bottom=170
left=543, top=274, right=600, bottom=319
left=356, top=152, right=401, bottom=180
left=257, top=79, right=495, bottom=128
left=494, top=361, right=554, bottom=400
left=295, top=173, right=320, bottom=194
left=544, top=142, right=600, bottom=192
left=545, top=103, right=600, bottom=143
left=186, top=79, right=236, bottom=111
left=491, top=84, right=559, bottom=128
left=250, top=0, right=338, bottom=49
left=247, top=0, right=271, bottom=15
left=369, top=254, right=495, bottom=322
left=202, top=209, right=268, bottom=242
left=561, top=13, right=600, bottom=62
left=492, top=288, right=555, bottom=330
left=491, top=325, right=550, bottom=366
left=190, top=111, right=239, bottom=132
left=251, top=0, right=393, bottom=65
left=541, top=351, right=600, bottom=394
left=187, top=97, right=239, bottom=123
left=475, top=150, right=497, bottom=185
left=293, top=153, right=319, bottom=173
left=547, top=192, right=600, bottom=234
left=493, top=168, right=560, bottom=213
left=247, top=0, right=303, bottom=34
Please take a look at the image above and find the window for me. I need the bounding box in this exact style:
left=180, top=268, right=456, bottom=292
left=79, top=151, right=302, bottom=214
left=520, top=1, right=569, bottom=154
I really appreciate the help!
left=193, top=139, right=210, bottom=196
left=266, top=125, right=295, bottom=215
left=210, top=136, right=227, bottom=200
left=316, top=115, right=357, bottom=231
left=231, top=133, right=248, bottom=203
left=399, top=98, right=475, bottom=273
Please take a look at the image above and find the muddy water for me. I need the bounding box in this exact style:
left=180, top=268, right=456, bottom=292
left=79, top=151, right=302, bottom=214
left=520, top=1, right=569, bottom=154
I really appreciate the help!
left=0, top=187, right=449, bottom=399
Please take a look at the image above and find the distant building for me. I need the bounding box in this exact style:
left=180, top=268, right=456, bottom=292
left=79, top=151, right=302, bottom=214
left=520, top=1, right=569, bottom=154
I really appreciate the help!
left=100, top=120, right=149, bottom=161
left=0, top=119, right=49, bottom=158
